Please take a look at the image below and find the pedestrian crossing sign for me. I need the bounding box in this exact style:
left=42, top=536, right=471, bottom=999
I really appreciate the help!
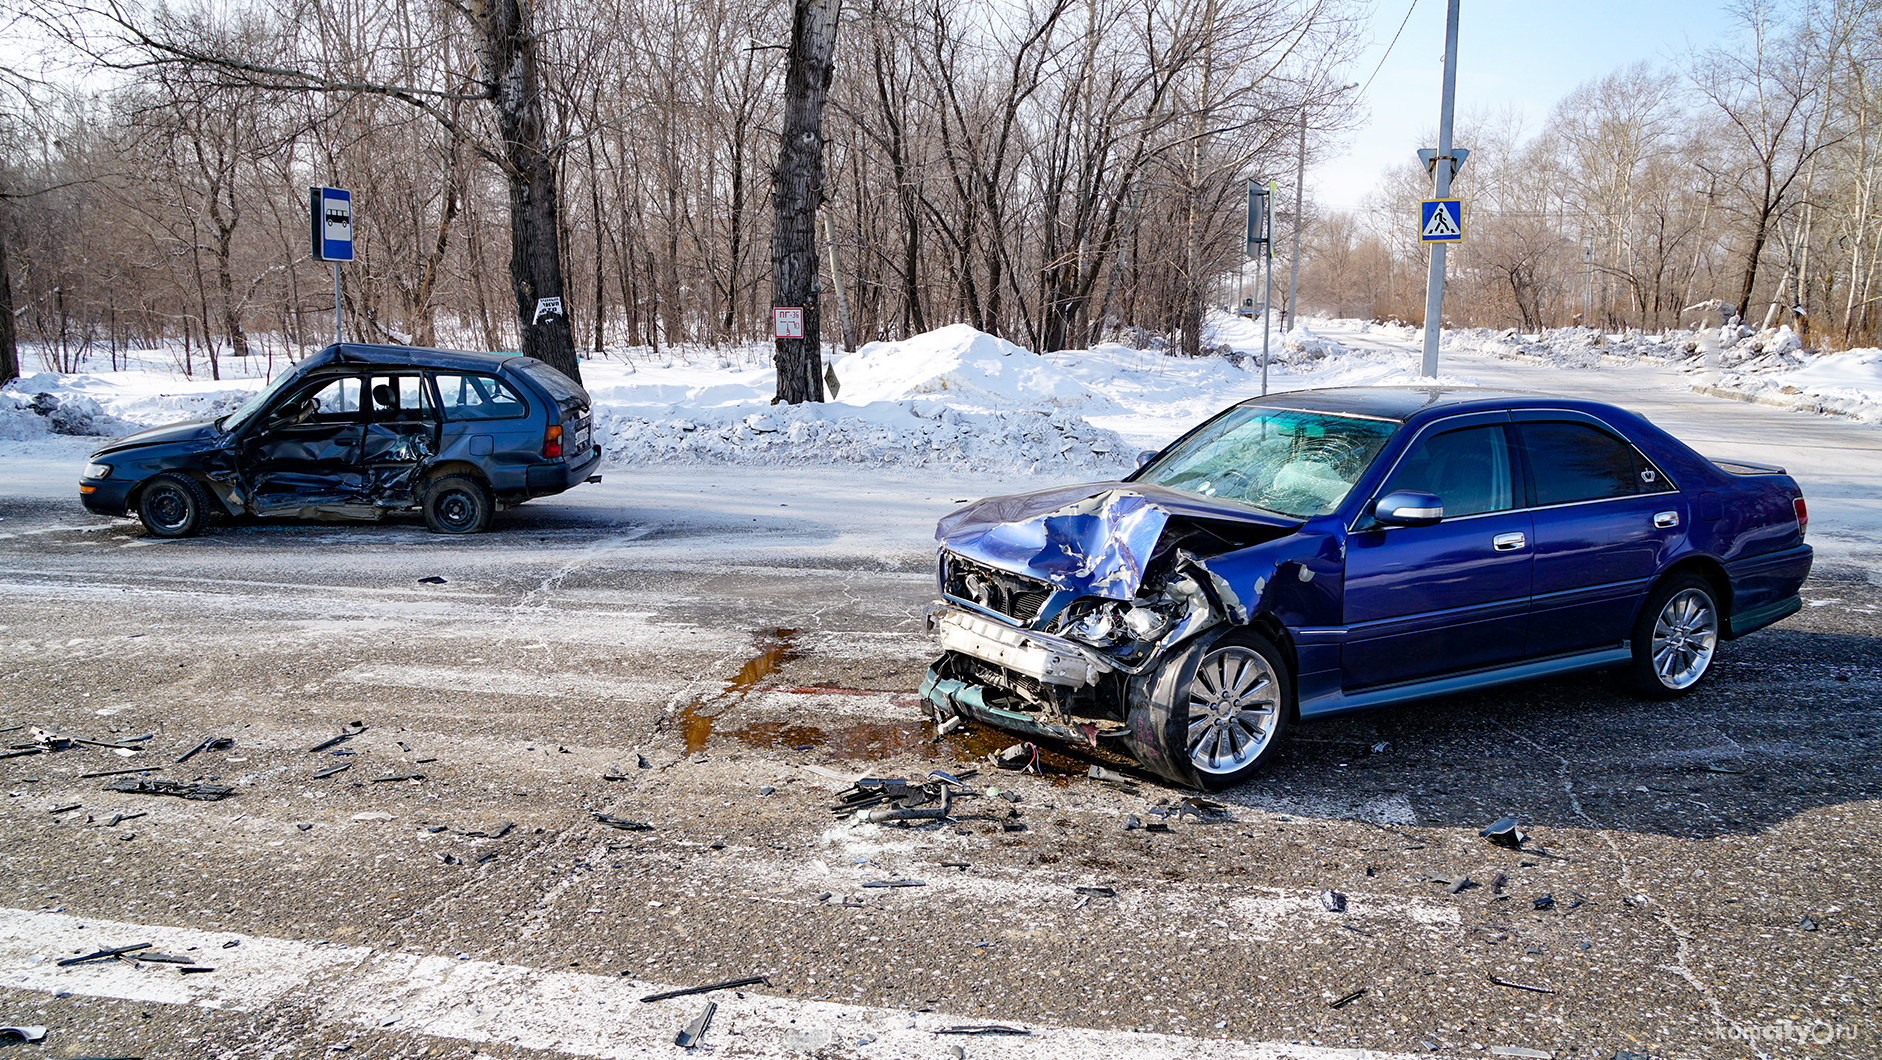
left=1421, top=199, right=1463, bottom=242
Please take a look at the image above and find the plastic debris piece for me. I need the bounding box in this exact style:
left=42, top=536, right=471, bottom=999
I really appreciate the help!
left=593, top=814, right=654, bottom=831
left=417, top=576, right=447, bottom=584
left=77, top=766, right=162, bottom=779
left=1533, top=894, right=1555, bottom=910
left=57, top=942, right=152, bottom=966
left=1370, top=741, right=1391, bottom=754
left=135, top=952, right=196, bottom=965
left=1486, top=975, right=1555, bottom=994
left=104, top=777, right=233, bottom=801
left=1320, top=889, right=1348, bottom=913
left=862, top=879, right=926, bottom=888
left=175, top=737, right=233, bottom=764
left=179, top=965, right=216, bottom=974
left=673, top=1002, right=716, bottom=1048
left=370, top=773, right=425, bottom=783
left=48, top=803, right=81, bottom=814
left=1075, top=886, right=1117, bottom=898
left=949, top=1046, right=966, bottom=1060
left=1339, top=923, right=1374, bottom=937
left=1328, top=987, right=1366, bottom=1009
left=639, top=975, right=769, bottom=1003
left=1480, top=817, right=1527, bottom=849
left=222, top=940, right=240, bottom=949
left=1489, top=1048, right=1551, bottom=1059
left=935, top=715, right=963, bottom=735
left=1123, top=814, right=1143, bottom=831
left=0, top=1027, right=47, bottom=1043
left=1087, top=765, right=1134, bottom=786
left=312, top=763, right=352, bottom=780
left=1800, top=916, right=1818, bottom=931
left=308, top=725, right=365, bottom=754
left=1491, top=873, right=1507, bottom=895
left=935, top=1025, right=1032, bottom=1036
left=351, top=812, right=394, bottom=821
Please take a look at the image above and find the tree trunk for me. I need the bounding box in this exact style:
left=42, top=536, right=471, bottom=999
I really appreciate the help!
left=0, top=226, right=16, bottom=386
left=483, top=0, right=581, bottom=383
left=771, top=0, right=840, bottom=404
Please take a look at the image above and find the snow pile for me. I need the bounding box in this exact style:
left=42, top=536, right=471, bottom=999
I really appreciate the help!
left=597, top=400, right=1135, bottom=477
left=0, top=393, right=51, bottom=441
left=0, top=389, right=138, bottom=438
left=4, top=368, right=266, bottom=436
left=832, top=324, right=1116, bottom=411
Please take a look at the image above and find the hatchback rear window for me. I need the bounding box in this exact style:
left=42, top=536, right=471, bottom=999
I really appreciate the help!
left=512, top=359, right=589, bottom=411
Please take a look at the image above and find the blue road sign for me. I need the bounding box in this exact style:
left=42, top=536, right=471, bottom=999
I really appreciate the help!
left=1420, top=198, right=1463, bottom=243
left=310, top=187, right=354, bottom=262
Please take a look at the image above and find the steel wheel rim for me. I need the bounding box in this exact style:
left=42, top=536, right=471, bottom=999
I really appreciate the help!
left=435, top=489, right=477, bottom=531
left=1651, top=588, right=1717, bottom=689
left=147, top=486, right=190, bottom=531
left=1186, top=644, right=1279, bottom=775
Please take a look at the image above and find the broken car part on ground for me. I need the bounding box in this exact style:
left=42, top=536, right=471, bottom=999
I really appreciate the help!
left=922, top=388, right=1812, bottom=788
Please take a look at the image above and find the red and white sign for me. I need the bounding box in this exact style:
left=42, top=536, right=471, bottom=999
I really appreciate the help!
left=772, top=307, right=805, bottom=339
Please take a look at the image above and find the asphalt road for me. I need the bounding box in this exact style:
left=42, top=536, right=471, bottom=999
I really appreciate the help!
left=2, top=391, right=1879, bottom=1060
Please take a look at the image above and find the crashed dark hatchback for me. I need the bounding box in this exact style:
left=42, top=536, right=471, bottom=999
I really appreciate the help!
left=79, top=343, right=601, bottom=536
left=923, top=387, right=1812, bottom=789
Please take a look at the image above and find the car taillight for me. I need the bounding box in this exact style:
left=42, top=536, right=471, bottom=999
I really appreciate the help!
left=1794, top=496, right=1808, bottom=538
left=543, top=423, right=563, bottom=459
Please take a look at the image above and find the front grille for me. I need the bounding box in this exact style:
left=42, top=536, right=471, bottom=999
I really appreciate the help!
left=942, top=553, right=1053, bottom=625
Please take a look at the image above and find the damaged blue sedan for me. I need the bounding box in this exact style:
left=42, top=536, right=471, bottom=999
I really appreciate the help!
left=922, top=388, right=1812, bottom=789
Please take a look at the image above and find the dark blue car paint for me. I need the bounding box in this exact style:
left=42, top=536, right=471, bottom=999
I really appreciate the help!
left=80, top=343, right=601, bottom=525
left=927, top=386, right=1811, bottom=751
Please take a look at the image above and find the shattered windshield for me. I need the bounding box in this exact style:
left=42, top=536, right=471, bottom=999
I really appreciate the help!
left=1134, top=406, right=1399, bottom=518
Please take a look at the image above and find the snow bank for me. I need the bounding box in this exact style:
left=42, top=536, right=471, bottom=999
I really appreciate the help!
left=832, top=324, right=1116, bottom=411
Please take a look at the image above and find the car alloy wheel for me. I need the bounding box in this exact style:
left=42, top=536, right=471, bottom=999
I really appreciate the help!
left=1186, top=643, right=1282, bottom=776
left=1650, top=587, right=1718, bottom=690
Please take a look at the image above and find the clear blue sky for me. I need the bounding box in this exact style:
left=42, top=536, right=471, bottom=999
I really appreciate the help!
left=1310, top=0, right=1728, bottom=210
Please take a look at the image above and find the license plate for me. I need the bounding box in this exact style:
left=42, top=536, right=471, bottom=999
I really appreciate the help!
left=570, top=420, right=591, bottom=453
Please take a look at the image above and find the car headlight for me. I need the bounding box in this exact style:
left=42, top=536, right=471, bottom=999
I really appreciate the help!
left=83, top=463, right=113, bottom=481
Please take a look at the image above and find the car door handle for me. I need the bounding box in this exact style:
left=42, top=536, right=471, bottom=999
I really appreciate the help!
left=1492, top=532, right=1526, bottom=552
left=1654, top=510, right=1679, bottom=528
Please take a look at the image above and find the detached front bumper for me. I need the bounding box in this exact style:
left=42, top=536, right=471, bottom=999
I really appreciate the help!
left=926, top=605, right=1106, bottom=687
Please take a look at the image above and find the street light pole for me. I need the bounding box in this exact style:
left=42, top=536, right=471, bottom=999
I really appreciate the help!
left=1420, top=0, right=1460, bottom=378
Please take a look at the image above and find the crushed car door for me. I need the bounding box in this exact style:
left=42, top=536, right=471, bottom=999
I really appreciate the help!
left=363, top=373, right=439, bottom=503
left=237, top=373, right=366, bottom=511
left=1341, top=417, right=1534, bottom=689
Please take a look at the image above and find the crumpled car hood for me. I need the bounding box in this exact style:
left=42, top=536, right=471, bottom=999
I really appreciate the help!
left=936, top=482, right=1299, bottom=600
left=91, top=418, right=222, bottom=457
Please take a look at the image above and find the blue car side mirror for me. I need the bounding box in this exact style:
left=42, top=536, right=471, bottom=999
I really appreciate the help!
left=1136, top=450, right=1159, bottom=468
left=1373, top=490, right=1444, bottom=527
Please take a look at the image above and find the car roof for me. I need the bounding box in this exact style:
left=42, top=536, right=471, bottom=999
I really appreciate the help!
left=302, top=343, right=524, bottom=373
left=1242, top=386, right=1619, bottom=423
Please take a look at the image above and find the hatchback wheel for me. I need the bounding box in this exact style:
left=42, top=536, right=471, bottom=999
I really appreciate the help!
left=136, top=473, right=211, bottom=538
left=423, top=475, right=492, bottom=534
left=1627, top=573, right=1720, bottom=698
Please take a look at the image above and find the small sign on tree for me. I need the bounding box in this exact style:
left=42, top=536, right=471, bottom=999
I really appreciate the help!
left=773, top=307, right=805, bottom=339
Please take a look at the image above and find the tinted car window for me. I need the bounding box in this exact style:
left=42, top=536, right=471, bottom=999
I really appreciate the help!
left=433, top=373, right=528, bottom=421
left=1520, top=421, right=1640, bottom=506
left=513, top=359, right=590, bottom=411
left=268, top=375, right=360, bottom=428
left=1381, top=424, right=1514, bottom=516
left=367, top=374, right=435, bottom=423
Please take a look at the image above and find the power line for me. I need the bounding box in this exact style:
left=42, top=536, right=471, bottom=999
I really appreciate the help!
left=1361, top=0, right=1419, bottom=96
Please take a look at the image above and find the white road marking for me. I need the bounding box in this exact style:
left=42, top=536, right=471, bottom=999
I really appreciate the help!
left=0, top=907, right=1426, bottom=1059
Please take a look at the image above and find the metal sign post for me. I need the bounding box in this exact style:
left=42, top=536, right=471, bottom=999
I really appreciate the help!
left=1247, top=180, right=1273, bottom=396
left=309, top=187, right=354, bottom=344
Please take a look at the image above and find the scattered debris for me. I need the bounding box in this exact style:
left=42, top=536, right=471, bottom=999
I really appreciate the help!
left=1533, top=894, right=1555, bottom=911
left=103, top=813, right=145, bottom=828
left=104, top=777, right=233, bottom=801
left=1087, top=765, right=1136, bottom=788
left=639, top=975, right=769, bottom=1003
left=76, top=767, right=161, bottom=780
left=593, top=814, right=654, bottom=831
left=179, top=964, right=216, bottom=974
left=370, top=773, right=425, bottom=783
left=1431, top=875, right=1476, bottom=894
left=57, top=942, right=152, bottom=966
left=1801, top=916, right=1819, bottom=931
left=309, top=722, right=367, bottom=754
left=1320, top=889, right=1348, bottom=913
left=673, top=1002, right=717, bottom=1048
left=935, top=1026, right=1032, bottom=1036
left=0, top=1027, right=47, bottom=1043
left=1489, top=1047, right=1552, bottom=1059
left=1123, top=814, right=1144, bottom=831
left=417, top=575, right=447, bottom=584
left=460, top=822, right=515, bottom=839
left=175, top=737, right=233, bottom=764
left=1480, top=817, right=1528, bottom=849
left=1075, top=886, right=1117, bottom=898
left=992, top=743, right=1038, bottom=773
left=934, top=715, right=963, bottom=736
left=1328, top=987, right=1367, bottom=1009
left=48, top=803, right=81, bottom=815
left=863, top=879, right=927, bottom=888
left=1491, top=873, right=1507, bottom=895
left=134, top=952, right=197, bottom=965
left=312, top=764, right=352, bottom=780
left=1370, top=741, right=1392, bottom=754
left=1339, top=923, right=1374, bottom=938
left=1486, top=975, right=1556, bottom=995
left=351, top=812, right=394, bottom=822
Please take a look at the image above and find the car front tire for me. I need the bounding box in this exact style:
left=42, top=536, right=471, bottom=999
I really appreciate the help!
left=1128, top=627, right=1294, bottom=789
left=1627, top=573, right=1721, bottom=698
left=136, top=473, right=211, bottom=538
left=422, top=474, right=493, bottom=534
